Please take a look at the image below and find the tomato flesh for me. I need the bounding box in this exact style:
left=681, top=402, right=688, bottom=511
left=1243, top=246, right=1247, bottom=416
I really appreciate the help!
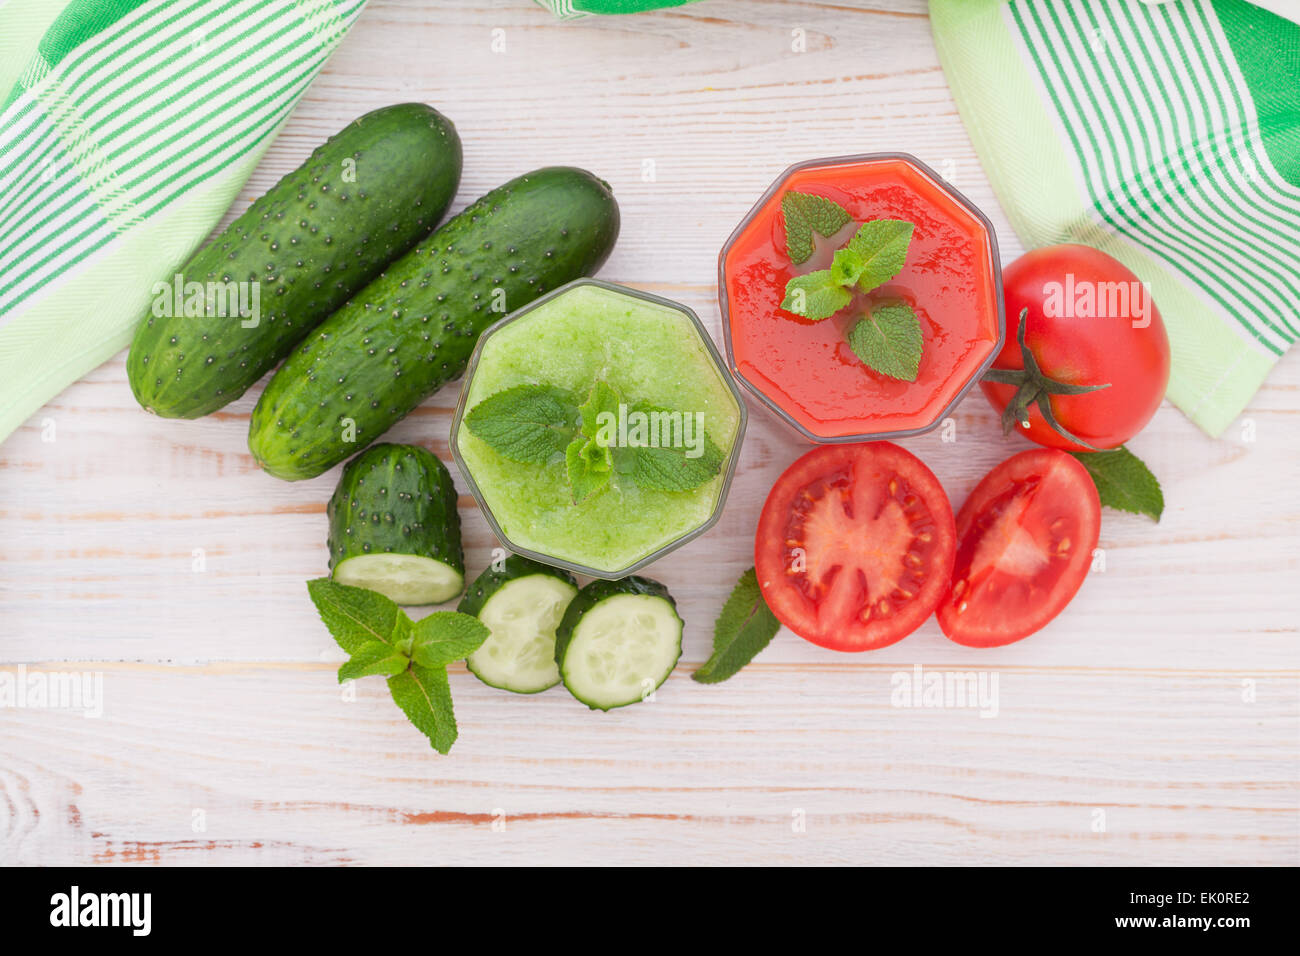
left=755, top=442, right=955, bottom=651
left=938, top=449, right=1100, bottom=646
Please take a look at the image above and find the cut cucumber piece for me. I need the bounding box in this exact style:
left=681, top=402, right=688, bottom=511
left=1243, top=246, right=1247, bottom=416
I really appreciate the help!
left=333, top=553, right=463, bottom=606
left=555, top=577, right=683, bottom=711
left=460, top=557, right=578, bottom=694
left=327, top=443, right=464, bottom=605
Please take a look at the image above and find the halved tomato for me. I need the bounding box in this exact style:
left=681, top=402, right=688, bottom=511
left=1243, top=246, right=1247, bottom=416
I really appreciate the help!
left=938, top=449, right=1100, bottom=647
left=755, top=442, right=956, bottom=651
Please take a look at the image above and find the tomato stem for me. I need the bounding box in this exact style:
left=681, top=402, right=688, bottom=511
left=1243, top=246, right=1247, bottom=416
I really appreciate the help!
left=983, top=308, right=1110, bottom=451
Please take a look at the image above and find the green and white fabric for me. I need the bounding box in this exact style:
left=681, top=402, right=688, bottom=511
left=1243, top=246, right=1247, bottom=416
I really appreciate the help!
left=533, top=0, right=695, bottom=18
left=931, top=0, right=1300, bottom=436
left=0, top=0, right=367, bottom=442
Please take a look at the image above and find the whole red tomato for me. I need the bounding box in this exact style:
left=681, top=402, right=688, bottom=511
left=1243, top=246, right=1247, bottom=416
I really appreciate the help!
left=982, top=245, right=1170, bottom=452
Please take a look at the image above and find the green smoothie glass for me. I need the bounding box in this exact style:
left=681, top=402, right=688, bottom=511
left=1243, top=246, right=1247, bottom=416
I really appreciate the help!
left=451, top=279, right=746, bottom=579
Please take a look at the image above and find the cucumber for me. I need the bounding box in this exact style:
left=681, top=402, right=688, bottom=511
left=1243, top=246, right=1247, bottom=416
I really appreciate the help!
left=127, top=103, right=462, bottom=419
left=459, top=556, right=579, bottom=694
left=327, top=442, right=464, bottom=605
left=555, top=577, right=683, bottom=711
left=248, top=166, right=620, bottom=481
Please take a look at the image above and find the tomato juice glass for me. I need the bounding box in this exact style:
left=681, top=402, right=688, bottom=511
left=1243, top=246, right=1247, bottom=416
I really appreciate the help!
left=719, top=153, right=1005, bottom=443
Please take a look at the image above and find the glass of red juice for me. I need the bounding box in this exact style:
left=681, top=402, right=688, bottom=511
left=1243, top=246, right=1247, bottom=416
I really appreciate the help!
left=719, top=153, right=1005, bottom=443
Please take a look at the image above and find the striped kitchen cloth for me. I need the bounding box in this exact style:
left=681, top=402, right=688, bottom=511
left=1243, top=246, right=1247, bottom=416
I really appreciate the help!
left=931, top=0, right=1300, bottom=436
left=0, top=0, right=367, bottom=443
left=533, top=0, right=697, bottom=17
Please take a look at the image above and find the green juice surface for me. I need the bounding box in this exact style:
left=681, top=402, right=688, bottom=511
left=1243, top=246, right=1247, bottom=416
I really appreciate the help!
left=457, top=284, right=741, bottom=575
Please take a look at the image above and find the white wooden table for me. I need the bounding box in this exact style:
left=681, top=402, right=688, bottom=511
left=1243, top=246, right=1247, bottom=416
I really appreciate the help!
left=2, top=0, right=1297, bottom=866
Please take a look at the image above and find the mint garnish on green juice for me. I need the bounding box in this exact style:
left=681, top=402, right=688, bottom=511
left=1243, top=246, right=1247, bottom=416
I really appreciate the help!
left=778, top=190, right=925, bottom=383
left=465, top=379, right=724, bottom=503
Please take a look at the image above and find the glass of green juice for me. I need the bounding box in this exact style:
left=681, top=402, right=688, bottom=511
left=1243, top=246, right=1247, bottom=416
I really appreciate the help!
left=451, top=279, right=747, bottom=579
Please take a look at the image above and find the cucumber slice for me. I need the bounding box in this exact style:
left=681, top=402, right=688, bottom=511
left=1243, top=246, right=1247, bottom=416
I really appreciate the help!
left=327, top=443, right=464, bottom=605
left=333, top=553, right=463, bottom=606
left=460, top=557, right=578, bottom=694
left=555, top=577, right=683, bottom=711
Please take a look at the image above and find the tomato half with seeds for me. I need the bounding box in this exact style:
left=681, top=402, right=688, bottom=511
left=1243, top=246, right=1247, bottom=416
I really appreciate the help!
left=755, top=442, right=956, bottom=651
left=938, top=449, right=1100, bottom=647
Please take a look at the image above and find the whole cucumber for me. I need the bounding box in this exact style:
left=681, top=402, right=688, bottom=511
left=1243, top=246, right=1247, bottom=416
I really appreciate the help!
left=248, top=166, right=620, bottom=481
left=127, top=103, right=462, bottom=418
left=327, top=442, right=464, bottom=605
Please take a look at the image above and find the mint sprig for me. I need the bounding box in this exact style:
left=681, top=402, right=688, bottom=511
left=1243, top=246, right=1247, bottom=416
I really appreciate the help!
left=465, top=381, right=724, bottom=499
left=847, top=302, right=923, bottom=382
left=1069, top=446, right=1164, bottom=522
left=782, top=191, right=852, bottom=265
left=693, top=567, right=780, bottom=684
left=307, top=578, right=489, bottom=754
left=780, top=218, right=915, bottom=321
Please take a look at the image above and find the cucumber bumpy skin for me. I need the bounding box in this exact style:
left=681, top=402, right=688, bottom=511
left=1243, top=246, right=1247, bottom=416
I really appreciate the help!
left=247, top=166, right=620, bottom=481
left=554, top=576, right=684, bottom=711
left=327, top=442, right=464, bottom=605
left=459, top=556, right=578, bottom=694
left=127, top=103, right=462, bottom=419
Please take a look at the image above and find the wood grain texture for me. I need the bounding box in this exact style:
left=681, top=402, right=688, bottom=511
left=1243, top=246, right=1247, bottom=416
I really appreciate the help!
left=1, top=0, right=1297, bottom=866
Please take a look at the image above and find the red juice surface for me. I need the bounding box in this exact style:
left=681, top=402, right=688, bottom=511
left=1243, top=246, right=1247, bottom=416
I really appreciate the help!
left=722, top=157, right=1001, bottom=439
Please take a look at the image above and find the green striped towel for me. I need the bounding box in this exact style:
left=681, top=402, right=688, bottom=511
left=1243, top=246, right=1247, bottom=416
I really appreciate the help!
left=534, top=0, right=696, bottom=18
left=931, top=0, right=1300, bottom=436
left=0, top=0, right=367, bottom=442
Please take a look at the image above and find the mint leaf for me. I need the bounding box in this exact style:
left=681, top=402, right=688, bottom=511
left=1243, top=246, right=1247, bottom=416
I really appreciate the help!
left=622, top=411, right=725, bottom=492
left=1070, top=446, right=1164, bottom=521
left=782, top=191, right=851, bottom=265
left=307, top=578, right=402, bottom=655
left=338, top=639, right=410, bottom=682
left=693, top=568, right=780, bottom=684
left=387, top=663, right=458, bottom=755
left=409, top=611, right=490, bottom=668
left=846, top=219, right=914, bottom=293
left=464, top=384, right=578, bottom=464
left=566, top=435, right=612, bottom=502
left=580, top=380, right=623, bottom=443
left=780, top=270, right=851, bottom=320
left=847, top=302, right=923, bottom=382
